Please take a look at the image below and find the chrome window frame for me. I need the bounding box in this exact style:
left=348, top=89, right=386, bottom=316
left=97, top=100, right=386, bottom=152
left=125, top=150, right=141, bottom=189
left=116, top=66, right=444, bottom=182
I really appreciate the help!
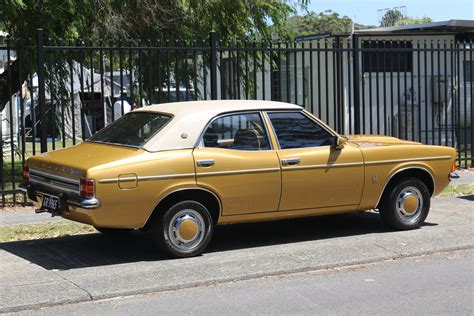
left=195, top=110, right=275, bottom=151
left=264, top=110, right=337, bottom=150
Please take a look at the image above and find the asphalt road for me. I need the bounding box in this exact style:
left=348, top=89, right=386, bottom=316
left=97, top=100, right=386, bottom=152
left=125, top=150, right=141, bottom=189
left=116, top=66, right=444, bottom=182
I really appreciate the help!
left=1, top=196, right=473, bottom=313
left=18, top=249, right=474, bottom=315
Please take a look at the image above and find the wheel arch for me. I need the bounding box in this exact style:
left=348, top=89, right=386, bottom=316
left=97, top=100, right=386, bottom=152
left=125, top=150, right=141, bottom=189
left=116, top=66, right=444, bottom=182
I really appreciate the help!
left=142, top=187, right=222, bottom=230
left=376, top=166, right=435, bottom=209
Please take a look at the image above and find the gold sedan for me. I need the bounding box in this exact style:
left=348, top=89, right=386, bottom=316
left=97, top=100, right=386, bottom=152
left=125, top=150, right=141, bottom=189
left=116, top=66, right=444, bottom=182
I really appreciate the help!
left=22, top=100, right=457, bottom=258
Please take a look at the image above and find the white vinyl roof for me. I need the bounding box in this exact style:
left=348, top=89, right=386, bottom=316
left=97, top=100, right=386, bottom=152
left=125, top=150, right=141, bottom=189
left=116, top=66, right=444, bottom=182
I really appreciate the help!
left=136, top=100, right=302, bottom=151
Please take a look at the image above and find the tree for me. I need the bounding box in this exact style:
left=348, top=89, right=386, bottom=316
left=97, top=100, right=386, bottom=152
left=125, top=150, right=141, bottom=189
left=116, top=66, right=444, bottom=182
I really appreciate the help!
left=284, top=10, right=376, bottom=37
left=0, top=0, right=308, bottom=111
left=380, top=9, right=432, bottom=27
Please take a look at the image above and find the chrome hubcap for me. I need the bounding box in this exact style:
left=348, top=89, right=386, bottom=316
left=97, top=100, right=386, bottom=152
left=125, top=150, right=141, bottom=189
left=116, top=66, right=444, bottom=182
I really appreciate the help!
left=168, top=209, right=205, bottom=252
left=397, top=186, right=423, bottom=220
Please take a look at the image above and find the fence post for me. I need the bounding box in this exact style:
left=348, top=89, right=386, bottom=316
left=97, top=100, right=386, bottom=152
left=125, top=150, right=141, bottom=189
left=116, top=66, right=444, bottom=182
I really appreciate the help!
left=210, top=31, right=217, bottom=100
left=36, top=28, right=47, bottom=152
left=352, top=34, right=361, bottom=134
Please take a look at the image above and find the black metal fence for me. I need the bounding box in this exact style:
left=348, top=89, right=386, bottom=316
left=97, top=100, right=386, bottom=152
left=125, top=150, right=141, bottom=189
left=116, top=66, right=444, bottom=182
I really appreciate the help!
left=1, top=29, right=473, bottom=205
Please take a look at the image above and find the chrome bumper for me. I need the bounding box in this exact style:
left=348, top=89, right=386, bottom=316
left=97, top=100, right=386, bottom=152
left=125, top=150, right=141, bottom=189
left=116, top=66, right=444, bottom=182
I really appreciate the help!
left=20, top=183, right=100, bottom=210
left=449, top=172, right=460, bottom=179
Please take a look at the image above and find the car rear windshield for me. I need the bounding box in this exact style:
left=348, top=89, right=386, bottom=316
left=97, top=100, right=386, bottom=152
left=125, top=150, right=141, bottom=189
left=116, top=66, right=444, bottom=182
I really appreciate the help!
left=89, top=112, right=171, bottom=147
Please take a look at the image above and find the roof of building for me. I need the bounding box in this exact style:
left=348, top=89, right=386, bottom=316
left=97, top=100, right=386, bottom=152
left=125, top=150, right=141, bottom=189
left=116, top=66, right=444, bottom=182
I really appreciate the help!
left=295, top=19, right=474, bottom=41
left=136, top=100, right=302, bottom=151
left=356, top=19, right=474, bottom=35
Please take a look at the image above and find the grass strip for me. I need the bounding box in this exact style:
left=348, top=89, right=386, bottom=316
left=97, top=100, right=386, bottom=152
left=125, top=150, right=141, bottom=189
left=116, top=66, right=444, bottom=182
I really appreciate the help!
left=439, top=184, right=474, bottom=197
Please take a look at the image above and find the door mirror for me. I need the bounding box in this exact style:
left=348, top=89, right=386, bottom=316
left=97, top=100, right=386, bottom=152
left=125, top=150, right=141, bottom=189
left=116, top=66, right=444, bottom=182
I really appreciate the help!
left=334, top=136, right=347, bottom=150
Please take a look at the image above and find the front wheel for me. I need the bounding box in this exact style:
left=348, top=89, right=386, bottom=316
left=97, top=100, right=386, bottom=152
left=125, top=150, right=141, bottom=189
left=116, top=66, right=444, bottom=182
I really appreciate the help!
left=378, top=178, right=431, bottom=230
left=152, top=200, right=214, bottom=258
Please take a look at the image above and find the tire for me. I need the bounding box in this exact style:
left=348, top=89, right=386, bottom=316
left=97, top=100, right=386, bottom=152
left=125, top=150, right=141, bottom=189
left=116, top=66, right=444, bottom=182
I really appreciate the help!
left=95, top=227, right=134, bottom=235
left=151, top=200, right=214, bottom=258
left=378, top=177, right=431, bottom=230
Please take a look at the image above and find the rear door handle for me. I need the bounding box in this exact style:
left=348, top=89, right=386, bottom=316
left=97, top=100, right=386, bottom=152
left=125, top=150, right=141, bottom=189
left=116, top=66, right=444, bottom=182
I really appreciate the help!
left=197, top=159, right=215, bottom=167
left=281, top=158, right=301, bottom=166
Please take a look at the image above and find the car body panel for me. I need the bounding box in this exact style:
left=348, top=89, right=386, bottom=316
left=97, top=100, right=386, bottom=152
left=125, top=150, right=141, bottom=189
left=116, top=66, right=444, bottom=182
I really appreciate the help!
left=276, top=144, right=364, bottom=211
left=193, top=147, right=281, bottom=215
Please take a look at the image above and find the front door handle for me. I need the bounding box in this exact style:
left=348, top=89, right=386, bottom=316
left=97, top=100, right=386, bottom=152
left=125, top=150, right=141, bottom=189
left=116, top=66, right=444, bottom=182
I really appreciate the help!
left=197, top=159, right=215, bottom=167
left=281, top=158, right=301, bottom=166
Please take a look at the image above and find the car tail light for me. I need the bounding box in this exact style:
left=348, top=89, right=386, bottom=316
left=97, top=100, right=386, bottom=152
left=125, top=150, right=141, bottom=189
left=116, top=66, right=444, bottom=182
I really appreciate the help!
left=80, top=178, right=95, bottom=198
left=23, top=166, right=30, bottom=183
left=451, top=161, right=457, bottom=173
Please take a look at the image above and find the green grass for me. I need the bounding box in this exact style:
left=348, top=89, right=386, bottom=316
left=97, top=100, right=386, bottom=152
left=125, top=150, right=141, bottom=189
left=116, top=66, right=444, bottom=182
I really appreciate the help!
left=1, top=160, right=23, bottom=191
left=4, top=139, right=79, bottom=163
left=0, top=221, right=95, bottom=243
left=439, top=184, right=474, bottom=197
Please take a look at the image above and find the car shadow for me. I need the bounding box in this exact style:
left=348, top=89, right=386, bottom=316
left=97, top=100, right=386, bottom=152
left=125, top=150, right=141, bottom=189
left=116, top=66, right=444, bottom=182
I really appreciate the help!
left=457, top=194, right=474, bottom=201
left=0, top=211, right=432, bottom=271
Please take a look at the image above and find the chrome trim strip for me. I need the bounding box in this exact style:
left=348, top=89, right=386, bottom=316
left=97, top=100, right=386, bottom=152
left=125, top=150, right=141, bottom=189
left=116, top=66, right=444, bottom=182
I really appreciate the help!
left=374, top=166, right=436, bottom=208
left=29, top=168, right=80, bottom=184
left=365, top=156, right=451, bottom=165
left=98, top=173, right=195, bottom=184
left=30, top=177, right=80, bottom=195
left=282, top=162, right=364, bottom=171
left=197, top=167, right=280, bottom=177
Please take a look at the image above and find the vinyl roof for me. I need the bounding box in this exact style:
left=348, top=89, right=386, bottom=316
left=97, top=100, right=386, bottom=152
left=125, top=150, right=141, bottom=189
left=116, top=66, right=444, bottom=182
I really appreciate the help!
left=136, top=100, right=302, bottom=151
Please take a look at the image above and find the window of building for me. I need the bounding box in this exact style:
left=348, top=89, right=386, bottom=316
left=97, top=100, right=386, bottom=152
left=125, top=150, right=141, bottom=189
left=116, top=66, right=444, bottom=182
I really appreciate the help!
left=362, top=40, right=413, bottom=73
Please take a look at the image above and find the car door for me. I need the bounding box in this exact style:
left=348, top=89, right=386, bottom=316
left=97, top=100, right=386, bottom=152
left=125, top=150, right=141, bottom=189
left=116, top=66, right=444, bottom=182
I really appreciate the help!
left=193, top=111, right=281, bottom=216
left=266, top=111, right=364, bottom=211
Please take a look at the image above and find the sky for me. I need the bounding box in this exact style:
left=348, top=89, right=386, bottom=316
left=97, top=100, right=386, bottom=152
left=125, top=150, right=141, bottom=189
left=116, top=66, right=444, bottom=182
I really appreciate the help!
left=302, top=0, right=474, bottom=26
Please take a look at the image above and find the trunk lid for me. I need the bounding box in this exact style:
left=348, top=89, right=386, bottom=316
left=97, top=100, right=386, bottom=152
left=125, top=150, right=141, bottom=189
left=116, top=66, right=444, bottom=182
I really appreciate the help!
left=26, top=142, right=141, bottom=178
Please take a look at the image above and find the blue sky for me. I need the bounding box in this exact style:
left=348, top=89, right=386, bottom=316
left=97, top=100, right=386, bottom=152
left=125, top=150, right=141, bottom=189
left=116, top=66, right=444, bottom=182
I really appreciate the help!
left=302, top=0, right=474, bottom=26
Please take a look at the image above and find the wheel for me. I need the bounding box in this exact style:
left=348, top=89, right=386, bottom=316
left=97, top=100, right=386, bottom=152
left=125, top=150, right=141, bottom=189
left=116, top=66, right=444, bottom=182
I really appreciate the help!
left=378, top=177, right=431, bottom=230
left=95, top=227, right=134, bottom=235
left=151, top=200, right=214, bottom=258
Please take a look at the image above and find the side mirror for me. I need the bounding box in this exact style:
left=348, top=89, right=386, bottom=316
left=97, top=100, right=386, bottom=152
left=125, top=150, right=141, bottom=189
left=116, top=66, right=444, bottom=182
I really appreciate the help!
left=334, top=136, right=347, bottom=150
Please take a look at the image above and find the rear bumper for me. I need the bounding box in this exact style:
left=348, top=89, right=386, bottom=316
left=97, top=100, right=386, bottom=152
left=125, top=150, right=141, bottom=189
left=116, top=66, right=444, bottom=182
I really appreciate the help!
left=449, top=172, right=460, bottom=179
left=20, top=182, right=100, bottom=210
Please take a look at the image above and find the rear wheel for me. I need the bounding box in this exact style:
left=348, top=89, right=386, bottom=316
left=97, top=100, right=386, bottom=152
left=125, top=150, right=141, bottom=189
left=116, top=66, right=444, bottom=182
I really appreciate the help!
left=152, top=200, right=213, bottom=258
left=378, top=178, right=431, bottom=230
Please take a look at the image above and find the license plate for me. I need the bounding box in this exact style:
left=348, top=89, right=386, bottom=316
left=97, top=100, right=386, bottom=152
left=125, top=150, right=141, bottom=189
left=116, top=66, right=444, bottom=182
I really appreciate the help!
left=41, top=194, right=59, bottom=212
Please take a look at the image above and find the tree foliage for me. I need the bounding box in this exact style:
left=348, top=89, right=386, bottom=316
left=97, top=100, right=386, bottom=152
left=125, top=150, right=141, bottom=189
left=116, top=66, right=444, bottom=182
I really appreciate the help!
left=380, top=9, right=432, bottom=27
left=0, top=0, right=307, bottom=111
left=1, top=0, right=304, bottom=42
left=284, top=10, right=376, bottom=37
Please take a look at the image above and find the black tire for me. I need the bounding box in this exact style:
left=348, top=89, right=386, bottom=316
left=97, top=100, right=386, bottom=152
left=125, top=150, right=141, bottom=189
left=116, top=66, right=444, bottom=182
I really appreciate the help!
left=151, top=200, right=213, bottom=258
left=378, top=177, right=431, bottom=230
left=95, top=227, right=134, bottom=235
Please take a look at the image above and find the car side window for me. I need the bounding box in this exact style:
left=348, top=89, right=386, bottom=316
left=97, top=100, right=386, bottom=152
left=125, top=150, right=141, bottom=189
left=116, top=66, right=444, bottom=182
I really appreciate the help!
left=267, top=112, right=334, bottom=149
left=202, top=113, right=271, bottom=151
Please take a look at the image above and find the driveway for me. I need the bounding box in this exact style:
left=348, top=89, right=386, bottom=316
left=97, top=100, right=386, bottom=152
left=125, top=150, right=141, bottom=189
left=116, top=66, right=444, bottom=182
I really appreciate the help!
left=0, top=196, right=473, bottom=313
